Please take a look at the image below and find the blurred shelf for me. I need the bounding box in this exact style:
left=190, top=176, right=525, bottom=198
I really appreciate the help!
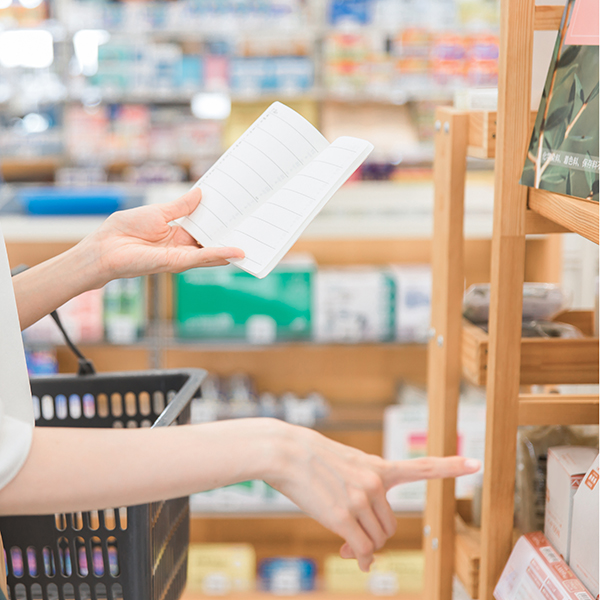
left=518, top=393, right=599, bottom=426
left=189, top=513, right=423, bottom=576
left=528, top=188, right=599, bottom=245
left=182, top=593, right=422, bottom=600
left=0, top=156, right=65, bottom=181
left=461, top=310, right=599, bottom=386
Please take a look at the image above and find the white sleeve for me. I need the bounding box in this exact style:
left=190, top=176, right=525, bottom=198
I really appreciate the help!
left=0, top=225, right=34, bottom=491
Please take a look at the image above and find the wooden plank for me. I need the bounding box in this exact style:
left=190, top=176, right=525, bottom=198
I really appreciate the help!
left=528, top=189, right=599, bottom=244
left=163, top=343, right=428, bottom=402
left=467, top=112, right=496, bottom=159
left=479, top=0, right=535, bottom=596
left=189, top=513, right=423, bottom=576
left=553, top=309, right=595, bottom=336
left=56, top=345, right=151, bottom=373
left=183, top=592, right=423, bottom=600
left=524, top=209, right=570, bottom=235
left=455, top=515, right=480, bottom=599
left=461, top=316, right=599, bottom=387
left=534, top=4, right=564, bottom=30
left=424, top=108, right=469, bottom=600
left=0, top=156, right=62, bottom=181
left=518, top=394, right=600, bottom=425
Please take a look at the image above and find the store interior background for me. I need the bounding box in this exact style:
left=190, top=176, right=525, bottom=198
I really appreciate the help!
left=0, top=0, right=598, bottom=596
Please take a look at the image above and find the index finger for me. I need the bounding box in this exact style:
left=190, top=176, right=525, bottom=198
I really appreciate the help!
left=381, top=456, right=481, bottom=490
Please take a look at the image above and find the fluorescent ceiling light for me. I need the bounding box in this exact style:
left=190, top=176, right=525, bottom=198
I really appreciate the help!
left=73, top=29, right=110, bottom=77
left=0, top=30, right=54, bottom=69
left=191, top=92, right=231, bottom=120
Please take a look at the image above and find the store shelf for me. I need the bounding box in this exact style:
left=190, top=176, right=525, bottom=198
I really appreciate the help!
left=182, top=592, right=422, bottom=600
left=528, top=188, right=599, bottom=244
left=461, top=310, right=599, bottom=386
left=190, top=513, right=423, bottom=576
left=533, top=4, right=564, bottom=30
left=1, top=156, right=64, bottom=182
left=518, top=393, right=599, bottom=426
left=163, top=343, right=428, bottom=403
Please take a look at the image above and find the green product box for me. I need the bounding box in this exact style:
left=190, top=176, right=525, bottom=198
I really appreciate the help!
left=174, top=256, right=314, bottom=342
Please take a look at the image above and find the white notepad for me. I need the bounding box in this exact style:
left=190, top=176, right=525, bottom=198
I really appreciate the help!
left=179, top=102, right=373, bottom=278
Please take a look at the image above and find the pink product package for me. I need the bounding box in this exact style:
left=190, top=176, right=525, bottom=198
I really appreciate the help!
left=494, top=532, right=594, bottom=600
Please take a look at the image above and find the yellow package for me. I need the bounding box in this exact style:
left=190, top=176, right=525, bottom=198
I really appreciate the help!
left=187, top=543, right=256, bottom=595
left=325, top=551, right=424, bottom=595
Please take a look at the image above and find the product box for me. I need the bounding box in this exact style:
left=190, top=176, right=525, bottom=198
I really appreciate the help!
left=544, top=446, right=597, bottom=562
left=494, top=532, right=594, bottom=600
left=384, top=384, right=486, bottom=511
left=314, top=267, right=394, bottom=343
left=569, top=455, right=599, bottom=598
left=325, top=551, right=424, bottom=594
left=389, top=265, right=431, bottom=343
left=103, top=277, right=146, bottom=344
left=174, top=255, right=314, bottom=342
left=186, top=543, right=255, bottom=594
left=23, top=288, right=104, bottom=345
left=190, top=480, right=299, bottom=513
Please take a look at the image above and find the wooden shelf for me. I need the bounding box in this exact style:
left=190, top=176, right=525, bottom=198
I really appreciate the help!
left=518, top=393, right=599, bottom=426
left=163, top=343, right=428, bottom=403
left=182, top=592, right=422, bottom=600
left=461, top=311, right=599, bottom=386
left=1, top=156, right=64, bottom=181
left=190, top=513, right=422, bottom=576
left=528, top=189, right=599, bottom=245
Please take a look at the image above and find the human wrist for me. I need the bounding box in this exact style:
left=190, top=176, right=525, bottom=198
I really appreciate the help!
left=248, top=418, right=296, bottom=484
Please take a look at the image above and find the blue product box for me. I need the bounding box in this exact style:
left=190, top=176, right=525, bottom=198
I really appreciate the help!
left=259, top=558, right=316, bottom=593
left=17, top=187, right=125, bottom=215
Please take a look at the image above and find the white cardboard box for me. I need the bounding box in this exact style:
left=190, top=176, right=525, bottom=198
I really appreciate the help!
left=494, top=532, right=594, bottom=600
left=544, top=446, right=597, bottom=562
left=569, top=455, right=599, bottom=599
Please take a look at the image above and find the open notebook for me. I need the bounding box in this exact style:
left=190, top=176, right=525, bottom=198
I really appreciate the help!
left=178, top=102, right=373, bottom=278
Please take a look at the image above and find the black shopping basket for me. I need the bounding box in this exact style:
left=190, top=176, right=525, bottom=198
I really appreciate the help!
left=0, top=287, right=206, bottom=600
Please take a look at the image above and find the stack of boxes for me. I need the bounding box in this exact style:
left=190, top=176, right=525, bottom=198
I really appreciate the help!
left=495, top=448, right=599, bottom=600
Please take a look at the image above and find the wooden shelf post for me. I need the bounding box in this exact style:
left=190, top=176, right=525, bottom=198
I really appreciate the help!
left=479, top=0, right=536, bottom=596
left=424, top=107, right=469, bottom=600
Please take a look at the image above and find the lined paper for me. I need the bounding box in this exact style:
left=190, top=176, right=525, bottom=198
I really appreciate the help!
left=180, top=102, right=373, bottom=278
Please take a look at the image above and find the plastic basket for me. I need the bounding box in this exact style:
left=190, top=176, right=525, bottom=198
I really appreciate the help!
left=0, top=368, right=206, bottom=600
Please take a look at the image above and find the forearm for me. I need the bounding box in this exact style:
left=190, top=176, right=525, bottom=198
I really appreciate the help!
left=12, top=238, right=104, bottom=330
left=0, top=418, right=282, bottom=515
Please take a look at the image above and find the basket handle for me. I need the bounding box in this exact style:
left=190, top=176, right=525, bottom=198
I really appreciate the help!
left=11, top=264, right=96, bottom=375
left=152, top=369, right=207, bottom=428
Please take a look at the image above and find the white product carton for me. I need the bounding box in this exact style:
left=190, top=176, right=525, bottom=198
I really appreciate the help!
left=569, top=455, right=599, bottom=599
left=383, top=385, right=486, bottom=511
left=544, top=446, right=597, bottom=562
left=389, top=265, right=431, bottom=343
left=314, top=268, right=394, bottom=343
left=494, top=532, right=594, bottom=600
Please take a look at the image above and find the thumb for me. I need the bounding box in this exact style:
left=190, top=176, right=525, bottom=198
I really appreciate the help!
left=161, top=187, right=203, bottom=222
left=381, top=456, right=481, bottom=491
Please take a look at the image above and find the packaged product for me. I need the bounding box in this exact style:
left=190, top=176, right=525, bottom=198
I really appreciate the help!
left=544, top=446, right=597, bottom=561
left=494, top=532, right=594, bottom=600
left=569, top=455, right=599, bottom=598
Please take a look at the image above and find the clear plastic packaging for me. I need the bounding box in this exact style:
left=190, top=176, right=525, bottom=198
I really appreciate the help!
left=463, top=283, right=568, bottom=324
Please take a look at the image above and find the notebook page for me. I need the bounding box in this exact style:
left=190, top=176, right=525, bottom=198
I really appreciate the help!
left=224, top=136, right=373, bottom=278
left=179, top=102, right=328, bottom=246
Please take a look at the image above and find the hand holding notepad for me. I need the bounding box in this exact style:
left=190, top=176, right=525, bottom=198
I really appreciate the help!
left=179, top=102, right=373, bottom=278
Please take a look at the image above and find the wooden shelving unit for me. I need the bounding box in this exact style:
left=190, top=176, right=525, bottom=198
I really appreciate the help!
left=423, top=2, right=599, bottom=600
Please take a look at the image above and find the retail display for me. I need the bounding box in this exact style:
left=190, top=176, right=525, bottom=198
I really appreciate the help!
left=514, top=427, right=598, bottom=538
left=543, top=446, right=597, bottom=561
left=494, top=532, right=594, bottom=600
left=324, top=551, right=424, bottom=594
left=186, top=544, right=255, bottom=595
left=520, top=0, right=599, bottom=202
left=569, top=454, right=599, bottom=597
left=384, top=383, right=486, bottom=510
left=179, top=102, right=373, bottom=278
left=174, top=256, right=314, bottom=341
left=258, top=558, right=316, bottom=594
left=463, top=282, right=567, bottom=324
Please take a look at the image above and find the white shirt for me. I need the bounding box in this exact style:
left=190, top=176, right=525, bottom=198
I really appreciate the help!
left=0, top=225, right=34, bottom=490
